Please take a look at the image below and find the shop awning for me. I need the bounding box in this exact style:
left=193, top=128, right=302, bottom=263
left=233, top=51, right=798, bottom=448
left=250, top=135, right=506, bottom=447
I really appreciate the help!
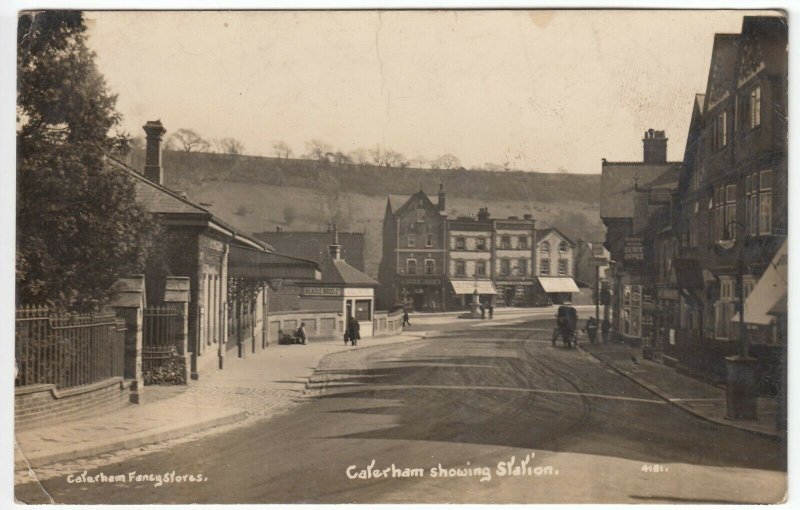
left=733, top=240, right=787, bottom=325
left=537, top=277, right=580, bottom=293
left=450, top=279, right=498, bottom=295
left=228, top=245, right=321, bottom=280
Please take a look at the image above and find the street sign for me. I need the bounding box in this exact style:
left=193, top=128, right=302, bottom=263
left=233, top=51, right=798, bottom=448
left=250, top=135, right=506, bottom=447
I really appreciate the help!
left=589, top=257, right=608, bottom=267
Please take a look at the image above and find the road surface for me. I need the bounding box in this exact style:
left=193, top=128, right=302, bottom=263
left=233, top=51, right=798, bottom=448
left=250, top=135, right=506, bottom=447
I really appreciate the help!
left=16, top=316, right=786, bottom=504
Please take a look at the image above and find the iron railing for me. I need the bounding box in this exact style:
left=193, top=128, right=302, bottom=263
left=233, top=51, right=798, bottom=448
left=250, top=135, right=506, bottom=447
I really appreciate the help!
left=15, top=306, right=126, bottom=389
left=142, top=304, right=183, bottom=374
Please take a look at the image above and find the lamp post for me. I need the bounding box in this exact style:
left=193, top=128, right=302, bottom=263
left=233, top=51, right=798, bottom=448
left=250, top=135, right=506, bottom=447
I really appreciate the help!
left=717, top=220, right=757, bottom=420
left=469, top=270, right=481, bottom=318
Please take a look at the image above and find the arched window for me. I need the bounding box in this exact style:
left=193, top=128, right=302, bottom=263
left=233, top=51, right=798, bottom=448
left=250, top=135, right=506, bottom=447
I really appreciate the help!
left=541, top=241, right=550, bottom=254
left=406, top=259, right=417, bottom=275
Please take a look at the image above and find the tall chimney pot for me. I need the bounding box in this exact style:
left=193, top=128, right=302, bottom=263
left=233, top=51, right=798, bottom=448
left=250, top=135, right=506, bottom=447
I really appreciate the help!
left=329, top=224, right=342, bottom=260
left=642, top=128, right=668, bottom=164
left=143, top=120, right=167, bottom=185
left=437, top=182, right=446, bottom=212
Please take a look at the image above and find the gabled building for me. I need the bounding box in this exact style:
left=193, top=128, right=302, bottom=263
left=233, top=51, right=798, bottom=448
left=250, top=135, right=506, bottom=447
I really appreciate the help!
left=600, top=130, right=682, bottom=344
left=669, top=16, right=787, bottom=385
left=110, top=120, right=320, bottom=378
left=377, top=185, right=448, bottom=311
left=533, top=227, right=580, bottom=304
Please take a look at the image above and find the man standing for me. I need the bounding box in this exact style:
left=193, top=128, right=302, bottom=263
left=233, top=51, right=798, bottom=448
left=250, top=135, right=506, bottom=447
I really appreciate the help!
left=585, top=317, right=598, bottom=344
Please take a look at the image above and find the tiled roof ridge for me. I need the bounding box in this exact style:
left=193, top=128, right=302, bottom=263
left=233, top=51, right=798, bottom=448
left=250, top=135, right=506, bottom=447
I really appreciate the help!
left=106, top=156, right=210, bottom=215
left=107, top=155, right=270, bottom=251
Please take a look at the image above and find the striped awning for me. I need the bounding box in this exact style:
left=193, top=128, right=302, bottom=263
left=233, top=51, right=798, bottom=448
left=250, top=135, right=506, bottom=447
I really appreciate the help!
left=450, top=279, right=498, bottom=295
left=538, top=277, right=580, bottom=293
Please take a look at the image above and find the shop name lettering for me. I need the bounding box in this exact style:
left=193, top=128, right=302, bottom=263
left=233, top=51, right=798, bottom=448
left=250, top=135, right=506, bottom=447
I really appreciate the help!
left=303, top=287, right=342, bottom=296
left=66, top=470, right=208, bottom=487
left=346, top=453, right=557, bottom=483
left=624, top=244, right=644, bottom=260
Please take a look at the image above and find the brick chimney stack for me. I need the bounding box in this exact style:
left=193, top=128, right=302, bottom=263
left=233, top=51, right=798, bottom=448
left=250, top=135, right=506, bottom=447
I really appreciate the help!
left=437, top=182, right=446, bottom=211
left=642, top=128, right=668, bottom=164
left=143, top=120, right=167, bottom=185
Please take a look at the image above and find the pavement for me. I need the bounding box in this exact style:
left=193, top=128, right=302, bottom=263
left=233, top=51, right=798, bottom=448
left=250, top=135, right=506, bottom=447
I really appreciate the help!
left=580, top=341, right=783, bottom=440
left=14, top=330, right=428, bottom=471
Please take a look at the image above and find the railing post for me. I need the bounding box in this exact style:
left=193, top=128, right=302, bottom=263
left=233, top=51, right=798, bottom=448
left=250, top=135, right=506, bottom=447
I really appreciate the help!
left=110, top=275, right=146, bottom=404
left=164, top=276, right=191, bottom=383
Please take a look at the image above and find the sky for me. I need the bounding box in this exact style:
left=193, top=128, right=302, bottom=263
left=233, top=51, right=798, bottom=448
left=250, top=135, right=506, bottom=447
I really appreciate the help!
left=84, top=9, right=778, bottom=173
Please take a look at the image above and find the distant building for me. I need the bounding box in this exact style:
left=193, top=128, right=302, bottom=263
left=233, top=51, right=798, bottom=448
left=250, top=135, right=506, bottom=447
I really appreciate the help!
left=253, top=228, right=367, bottom=311
left=445, top=209, right=498, bottom=308
left=533, top=228, right=580, bottom=304
left=253, top=229, right=366, bottom=273
left=600, top=130, right=682, bottom=344
left=377, top=186, right=448, bottom=311
left=491, top=214, right=537, bottom=307
left=296, top=231, right=379, bottom=337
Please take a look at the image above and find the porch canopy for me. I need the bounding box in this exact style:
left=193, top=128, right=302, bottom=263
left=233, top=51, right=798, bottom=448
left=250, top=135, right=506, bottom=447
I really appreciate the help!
left=734, top=240, right=787, bottom=325
left=537, top=277, right=580, bottom=293
left=228, top=245, right=321, bottom=281
left=450, top=279, right=498, bottom=295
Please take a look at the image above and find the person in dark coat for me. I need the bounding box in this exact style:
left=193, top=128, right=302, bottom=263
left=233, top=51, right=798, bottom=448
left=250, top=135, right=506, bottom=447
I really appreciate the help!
left=346, top=315, right=361, bottom=346
left=488, top=303, right=494, bottom=319
left=585, top=317, right=598, bottom=344
left=402, top=309, right=411, bottom=327
left=296, top=322, right=308, bottom=345
left=601, top=319, right=611, bottom=344
left=480, top=302, right=485, bottom=319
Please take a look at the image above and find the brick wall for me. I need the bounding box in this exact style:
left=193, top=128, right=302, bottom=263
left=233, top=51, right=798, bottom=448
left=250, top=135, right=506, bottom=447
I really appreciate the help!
left=15, top=378, right=132, bottom=429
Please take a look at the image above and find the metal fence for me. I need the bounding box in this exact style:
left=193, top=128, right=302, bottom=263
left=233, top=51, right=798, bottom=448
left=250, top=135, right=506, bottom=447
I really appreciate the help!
left=142, top=304, right=183, bottom=374
left=15, top=306, right=126, bottom=389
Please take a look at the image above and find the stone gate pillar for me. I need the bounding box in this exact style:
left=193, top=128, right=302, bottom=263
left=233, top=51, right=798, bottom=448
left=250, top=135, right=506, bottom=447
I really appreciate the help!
left=164, top=276, right=190, bottom=383
left=110, top=275, right=145, bottom=404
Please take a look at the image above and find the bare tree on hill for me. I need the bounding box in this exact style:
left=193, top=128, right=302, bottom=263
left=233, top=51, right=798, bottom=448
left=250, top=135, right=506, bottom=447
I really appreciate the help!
left=305, top=139, right=333, bottom=162
left=349, top=148, right=369, bottom=167
left=430, top=153, right=460, bottom=170
left=216, top=137, right=245, bottom=155
left=272, top=141, right=293, bottom=159
left=169, top=128, right=210, bottom=152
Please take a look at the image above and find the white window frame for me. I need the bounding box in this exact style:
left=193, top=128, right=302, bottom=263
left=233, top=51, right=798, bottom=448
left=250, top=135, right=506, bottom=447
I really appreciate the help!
left=406, top=258, right=417, bottom=275
left=424, top=259, right=435, bottom=275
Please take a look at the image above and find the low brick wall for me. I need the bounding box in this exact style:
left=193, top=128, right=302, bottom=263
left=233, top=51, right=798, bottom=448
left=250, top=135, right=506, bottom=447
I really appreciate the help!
left=373, top=309, right=405, bottom=337
left=267, top=310, right=345, bottom=343
left=15, top=377, right=132, bottom=429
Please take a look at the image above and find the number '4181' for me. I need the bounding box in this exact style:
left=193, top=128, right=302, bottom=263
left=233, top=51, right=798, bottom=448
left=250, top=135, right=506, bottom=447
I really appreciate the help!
left=641, top=464, right=668, bottom=473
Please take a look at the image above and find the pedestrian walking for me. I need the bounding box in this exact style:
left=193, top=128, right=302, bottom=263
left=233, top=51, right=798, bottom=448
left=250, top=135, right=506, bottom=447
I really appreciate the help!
left=346, top=315, right=361, bottom=346
left=488, top=302, right=494, bottom=319
left=584, top=317, right=598, bottom=344
left=601, top=319, right=610, bottom=344
left=402, top=309, right=411, bottom=327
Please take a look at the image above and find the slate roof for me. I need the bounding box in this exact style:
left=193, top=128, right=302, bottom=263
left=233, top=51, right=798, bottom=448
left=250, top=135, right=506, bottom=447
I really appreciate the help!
left=704, top=34, right=740, bottom=111
left=600, top=162, right=681, bottom=219
left=329, top=259, right=379, bottom=286
left=106, top=156, right=268, bottom=251
left=252, top=231, right=366, bottom=272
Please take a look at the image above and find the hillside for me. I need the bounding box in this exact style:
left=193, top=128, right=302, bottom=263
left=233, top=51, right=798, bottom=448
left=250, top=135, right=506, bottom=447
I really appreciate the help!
left=125, top=150, right=605, bottom=277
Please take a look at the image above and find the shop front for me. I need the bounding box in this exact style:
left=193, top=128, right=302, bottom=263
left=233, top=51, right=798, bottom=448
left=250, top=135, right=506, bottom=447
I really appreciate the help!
left=447, top=278, right=498, bottom=309
left=397, top=276, right=444, bottom=312
left=298, top=285, right=376, bottom=337
left=494, top=281, right=534, bottom=307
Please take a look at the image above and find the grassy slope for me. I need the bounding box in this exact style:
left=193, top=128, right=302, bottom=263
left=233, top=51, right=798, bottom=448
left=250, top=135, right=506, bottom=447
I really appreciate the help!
left=127, top=150, right=605, bottom=278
